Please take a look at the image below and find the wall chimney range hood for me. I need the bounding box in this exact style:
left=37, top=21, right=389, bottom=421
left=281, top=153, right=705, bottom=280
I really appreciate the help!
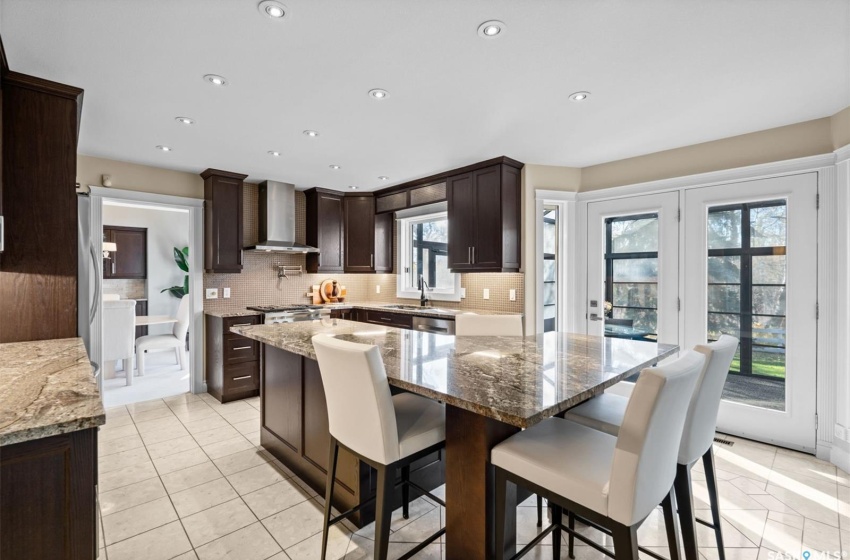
left=245, top=180, right=320, bottom=253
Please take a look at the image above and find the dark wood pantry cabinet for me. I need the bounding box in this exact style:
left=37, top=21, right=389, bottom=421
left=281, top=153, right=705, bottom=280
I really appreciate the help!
left=202, top=168, right=247, bottom=273
left=305, top=187, right=344, bottom=273
left=102, top=225, right=146, bottom=279
left=342, top=193, right=393, bottom=273
left=446, top=161, right=521, bottom=272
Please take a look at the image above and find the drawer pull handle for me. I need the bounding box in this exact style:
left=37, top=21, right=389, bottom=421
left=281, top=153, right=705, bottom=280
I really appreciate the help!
left=232, top=345, right=252, bottom=350
left=232, top=375, right=252, bottom=381
left=231, top=323, right=253, bottom=327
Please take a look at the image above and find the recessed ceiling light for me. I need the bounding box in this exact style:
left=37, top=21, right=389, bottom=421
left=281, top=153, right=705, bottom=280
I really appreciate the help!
left=258, top=0, right=287, bottom=19
left=156, top=145, right=172, bottom=152
left=368, top=89, right=389, bottom=100
left=378, top=176, right=389, bottom=181
left=268, top=151, right=281, bottom=157
left=478, top=20, right=505, bottom=38
left=329, top=164, right=340, bottom=169
left=303, top=130, right=319, bottom=137
left=569, top=91, right=590, bottom=102
left=175, top=117, right=194, bottom=125
left=204, top=74, right=228, bottom=86
left=349, top=186, right=359, bottom=190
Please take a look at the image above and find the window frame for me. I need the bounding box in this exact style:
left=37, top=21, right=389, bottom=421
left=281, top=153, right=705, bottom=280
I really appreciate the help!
left=396, top=211, right=462, bottom=302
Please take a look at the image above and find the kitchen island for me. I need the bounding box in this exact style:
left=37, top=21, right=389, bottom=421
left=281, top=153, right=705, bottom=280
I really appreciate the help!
left=233, top=319, right=677, bottom=559
left=0, top=337, right=105, bottom=559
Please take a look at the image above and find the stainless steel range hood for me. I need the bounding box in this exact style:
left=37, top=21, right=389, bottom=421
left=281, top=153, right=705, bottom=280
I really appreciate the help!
left=245, top=180, right=319, bottom=253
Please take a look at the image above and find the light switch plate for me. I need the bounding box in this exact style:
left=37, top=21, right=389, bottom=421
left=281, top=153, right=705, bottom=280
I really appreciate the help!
left=206, top=288, right=218, bottom=299
left=509, top=289, right=516, bottom=301
left=460, top=287, right=466, bottom=299
left=483, top=288, right=490, bottom=300
left=223, top=288, right=231, bottom=298
left=376, top=285, right=381, bottom=294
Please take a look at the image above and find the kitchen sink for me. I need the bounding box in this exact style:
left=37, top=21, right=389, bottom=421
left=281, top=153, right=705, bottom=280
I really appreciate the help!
left=383, top=305, right=426, bottom=310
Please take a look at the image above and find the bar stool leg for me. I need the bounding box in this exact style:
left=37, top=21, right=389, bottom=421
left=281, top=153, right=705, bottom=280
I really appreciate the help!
left=321, top=437, right=339, bottom=560
left=674, top=463, right=699, bottom=560
left=703, top=448, right=726, bottom=560
left=494, top=467, right=508, bottom=560
left=537, top=494, right=543, bottom=527
left=662, top=489, right=682, bottom=560
left=568, top=511, right=576, bottom=559
left=402, top=465, right=410, bottom=519
left=552, top=505, right=563, bottom=560
left=611, top=523, right=638, bottom=560
left=374, top=464, right=393, bottom=560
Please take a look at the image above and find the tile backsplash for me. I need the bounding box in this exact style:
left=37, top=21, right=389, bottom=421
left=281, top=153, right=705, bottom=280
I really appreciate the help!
left=203, top=185, right=524, bottom=315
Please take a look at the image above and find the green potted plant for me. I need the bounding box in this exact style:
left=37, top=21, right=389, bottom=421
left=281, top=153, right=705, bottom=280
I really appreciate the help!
left=161, top=246, right=189, bottom=298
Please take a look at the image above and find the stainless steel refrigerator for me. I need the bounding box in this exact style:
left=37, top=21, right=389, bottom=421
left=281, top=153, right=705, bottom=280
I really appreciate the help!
left=77, top=192, right=103, bottom=390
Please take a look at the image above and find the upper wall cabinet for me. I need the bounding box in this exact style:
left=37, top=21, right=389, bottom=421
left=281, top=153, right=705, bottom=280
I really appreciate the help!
left=202, top=168, right=247, bottom=273
left=305, top=188, right=344, bottom=273
left=103, top=226, right=147, bottom=279
left=344, top=194, right=377, bottom=273
left=446, top=162, right=521, bottom=272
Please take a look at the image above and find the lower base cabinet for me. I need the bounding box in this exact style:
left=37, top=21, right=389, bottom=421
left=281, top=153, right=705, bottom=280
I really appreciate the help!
left=205, top=314, right=261, bottom=403
left=260, top=345, right=445, bottom=527
left=0, top=428, right=98, bottom=560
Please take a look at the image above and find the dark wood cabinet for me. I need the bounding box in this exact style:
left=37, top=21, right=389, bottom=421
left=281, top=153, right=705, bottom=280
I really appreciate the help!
left=362, top=309, right=413, bottom=329
left=341, top=193, right=393, bottom=274
left=305, top=188, right=344, bottom=273
left=1, top=428, right=98, bottom=560
left=134, top=299, right=148, bottom=338
left=103, top=225, right=146, bottom=279
left=205, top=313, right=261, bottom=403
left=202, top=168, right=247, bottom=273
left=447, top=162, right=521, bottom=272
left=0, top=70, right=83, bottom=343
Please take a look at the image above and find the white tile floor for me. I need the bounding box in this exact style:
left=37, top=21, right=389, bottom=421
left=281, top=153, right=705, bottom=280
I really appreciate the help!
left=103, top=350, right=191, bottom=407
left=97, top=393, right=850, bottom=560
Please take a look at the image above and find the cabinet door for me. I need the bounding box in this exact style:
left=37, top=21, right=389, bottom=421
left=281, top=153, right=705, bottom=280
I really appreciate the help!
left=314, top=192, right=344, bottom=272
left=106, top=226, right=147, bottom=279
left=344, top=196, right=376, bottom=272
left=374, top=212, right=393, bottom=273
left=262, top=347, right=302, bottom=453
left=446, top=172, right=475, bottom=270
left=471, top=165, right=502, bottom=269
left=204, top=173, right=244, bottom=273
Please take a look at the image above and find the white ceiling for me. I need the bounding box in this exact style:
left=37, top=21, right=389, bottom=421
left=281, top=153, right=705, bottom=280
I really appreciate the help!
left=2, top=0, right=849, bottom=192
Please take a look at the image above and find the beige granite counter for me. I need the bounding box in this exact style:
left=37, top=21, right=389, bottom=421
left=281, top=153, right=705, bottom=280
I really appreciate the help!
left=204, top=309, right=263, bottom=318
left=206, top=302, right=520, bottom=320
left=0, top=338, right=106, bottom=446
left=232, top=320, right=677, bottom=428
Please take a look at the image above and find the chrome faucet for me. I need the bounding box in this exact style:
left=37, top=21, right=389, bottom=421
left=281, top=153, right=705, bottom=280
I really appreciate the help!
left=418, top=274, right=430, bottom=308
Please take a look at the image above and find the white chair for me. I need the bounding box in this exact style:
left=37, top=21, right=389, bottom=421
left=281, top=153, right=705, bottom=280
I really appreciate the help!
left=103, top=293, right=121, bottom=301
left=492, top=350, right=706, bottom=560
left=455, top=313, right=523, bottom=336
left=312, top=334, right=447, bottom=560
left=103, top=299, right=137, bottom=386
left=563, top=335, right=739, bottom=560
left=135, top=295, right=190, bottom=376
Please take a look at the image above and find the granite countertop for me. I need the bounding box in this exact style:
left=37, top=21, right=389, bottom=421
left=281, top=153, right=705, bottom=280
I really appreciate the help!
left=232, top=320, right=677, bottom=428
left=0, top=338, right=106, bottom=446
left=206, top=302, right=520, bottom=320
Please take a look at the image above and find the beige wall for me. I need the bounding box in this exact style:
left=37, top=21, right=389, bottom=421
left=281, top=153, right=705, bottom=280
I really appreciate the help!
left=521, top=164, right=580, bottom=333
left=77, top=155, right=203, bottom=199
left=831, top=106, right=850, bottom=150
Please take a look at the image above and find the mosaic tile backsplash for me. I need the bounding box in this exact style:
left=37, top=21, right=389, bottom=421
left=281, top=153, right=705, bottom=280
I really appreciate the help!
left=203, top=186, right=524, bottom=315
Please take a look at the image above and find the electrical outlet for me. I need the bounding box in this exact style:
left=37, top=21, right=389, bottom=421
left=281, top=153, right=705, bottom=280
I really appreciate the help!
left=460, top=287, right=466, bottom=299
left=223, top=288, right=231, bottom=299
left=205, top=288, right=218, bottom=299
left=836, top=424, right=848, bottom=442
left=483, top=288, right=490, bottom=300
left=376, top=285, right=381, bottom=294
left=509, top=289, right=516, bottom=301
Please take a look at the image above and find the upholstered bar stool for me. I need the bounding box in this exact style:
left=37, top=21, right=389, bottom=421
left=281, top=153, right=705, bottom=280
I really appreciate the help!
left=312, top=334, right=447, bottom=560
left=492, top=350, right=706, bottom=560
left=563, top=335, right=738, bottom=560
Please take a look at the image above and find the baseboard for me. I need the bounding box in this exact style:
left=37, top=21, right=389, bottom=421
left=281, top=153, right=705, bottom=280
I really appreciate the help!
left=830, top=444, right=850, bottom=474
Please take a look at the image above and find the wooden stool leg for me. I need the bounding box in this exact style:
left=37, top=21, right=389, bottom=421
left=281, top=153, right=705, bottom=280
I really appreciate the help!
left=674, top=463, right=699, bottom=560
left=703, top=448, right=726, bottom=560
left=537, top=494, right=543, bottom=527
left=662, top=489, right=682, bottom=560
left=568, top=511, right=576, bottom=559
left=402, top=464, right=410, bottom=519
left=552, top=505, right=562, bottom=560
left=494, top=467, right=508, bottom=560
left=320, top=438, right=339, bottom=560
left=374, top=464, right=393, bottom=560
left=611, top=523, right=638, bottom=560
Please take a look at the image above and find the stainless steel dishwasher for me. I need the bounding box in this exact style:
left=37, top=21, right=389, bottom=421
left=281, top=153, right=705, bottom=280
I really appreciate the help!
left=412, top=316, right=456, bottom=335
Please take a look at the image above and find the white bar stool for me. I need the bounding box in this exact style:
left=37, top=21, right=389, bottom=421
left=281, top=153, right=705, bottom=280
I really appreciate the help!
left=312, top=334, right=447, bottom=560
left=564, top=335, right=738, bottom=560
left=492, top=350, right=706, bottom=560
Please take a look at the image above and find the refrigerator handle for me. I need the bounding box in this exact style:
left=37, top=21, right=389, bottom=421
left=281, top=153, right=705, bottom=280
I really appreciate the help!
left=89, top=242, right=101, bottom=323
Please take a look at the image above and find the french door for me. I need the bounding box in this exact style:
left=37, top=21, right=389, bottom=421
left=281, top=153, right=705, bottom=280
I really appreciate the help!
left=586, top=193, right=680, bottom=346
left=683, top=173, right=817, bottom=452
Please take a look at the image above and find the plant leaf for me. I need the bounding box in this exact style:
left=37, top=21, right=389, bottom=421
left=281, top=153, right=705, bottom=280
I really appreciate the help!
left=174, top=247, right=189, bottom=272
left=183, top=275, right=189, bottom=295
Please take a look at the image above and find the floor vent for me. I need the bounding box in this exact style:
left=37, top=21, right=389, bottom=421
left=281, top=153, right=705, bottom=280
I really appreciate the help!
left=713, top=437, right=735, bottom=446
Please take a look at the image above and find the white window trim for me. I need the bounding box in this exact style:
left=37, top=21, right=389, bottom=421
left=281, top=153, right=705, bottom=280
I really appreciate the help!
left=396, top=210, right=462, bottom=302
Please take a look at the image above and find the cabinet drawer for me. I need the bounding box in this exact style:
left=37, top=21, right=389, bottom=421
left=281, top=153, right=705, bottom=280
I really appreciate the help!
left=224, top=314, right=260, bottom=332
left=224, top=335, right=259, bottom=364
left=364, top=311, right=412, bottom=329
left=223, top=361, right=259, bottom=392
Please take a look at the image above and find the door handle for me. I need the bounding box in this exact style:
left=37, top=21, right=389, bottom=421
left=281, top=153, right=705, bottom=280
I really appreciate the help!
left=232, top=346, right=252, bottom=350
left=232, top=375, right=252, bottom=381
left=468, top=247, right=472, bottom=264
left=370, top=254, right=374, bottom=268
left=589, top=313, right=604, bottom=321
left=471, top=246, right=475, bottom=264
left=231, top=323, right=253, bottom=327
left=89, top=243, right=101, bottom=324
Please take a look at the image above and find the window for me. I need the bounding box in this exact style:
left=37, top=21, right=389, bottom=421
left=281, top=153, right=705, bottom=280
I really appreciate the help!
left=604, top=213, right=659, bottom=335
left=707, top=200, right=787, bottom=401
left=543, top=206, right=558, bottom=332
left=397, top=211, right=462, bottom=301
